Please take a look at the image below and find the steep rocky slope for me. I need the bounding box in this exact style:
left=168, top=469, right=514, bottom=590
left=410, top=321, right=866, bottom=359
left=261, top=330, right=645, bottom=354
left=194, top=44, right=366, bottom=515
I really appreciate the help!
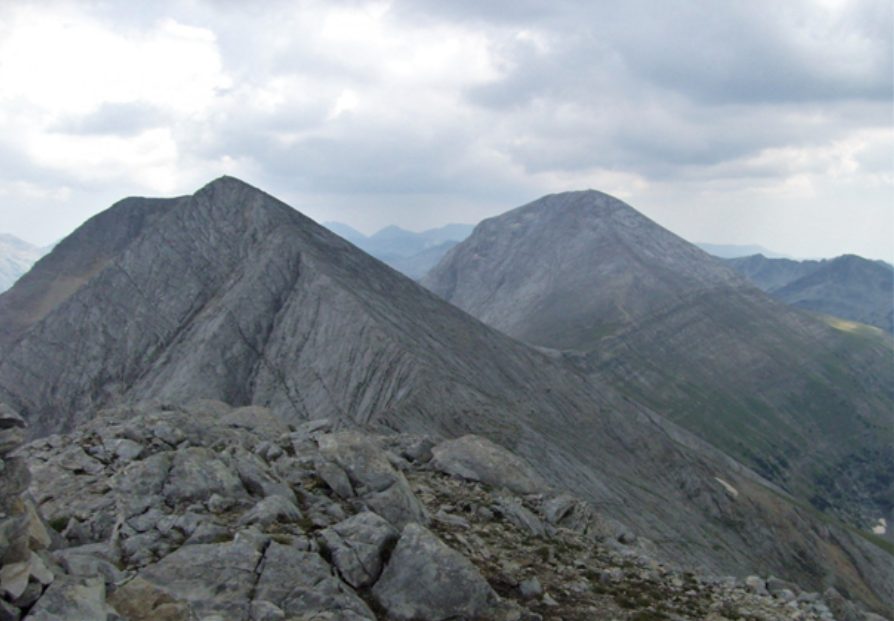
left=727, top=254, right=894, bottom=333
left=0, top=199, right=178, bottom=349
left=422, top=190, right=894, bottom=537
left=1, top=178, right=892, bottom=612
left=6, top=401, right=891, bottom=620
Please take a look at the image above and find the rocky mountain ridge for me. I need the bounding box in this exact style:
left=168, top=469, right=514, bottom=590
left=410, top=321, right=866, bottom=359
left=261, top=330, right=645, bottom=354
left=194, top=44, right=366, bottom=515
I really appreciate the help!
left=3, top=401, right=889, bottom=620
left=726, top=254, right=894, bottom=333
left=1, top=178, right=892, bottom=615
left=421, top=190, right=894, bottom=538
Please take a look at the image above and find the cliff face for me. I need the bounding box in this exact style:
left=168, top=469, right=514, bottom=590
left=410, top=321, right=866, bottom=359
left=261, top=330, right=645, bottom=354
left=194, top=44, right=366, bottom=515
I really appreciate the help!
left=423, top=190, right=894, bottom=535
left=0, top=178, right=891, bottom=611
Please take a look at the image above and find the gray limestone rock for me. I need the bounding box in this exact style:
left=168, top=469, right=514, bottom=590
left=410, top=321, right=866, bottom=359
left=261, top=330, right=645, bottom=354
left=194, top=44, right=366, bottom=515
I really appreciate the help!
left=162, top=447, right=244, bottom=506
left=254, top=542, right=374, bottom=620
left=319, top=511, right=399, bottom=588
left=23, top=575, right=116, bottom=621
left=494, top=497, right=546, bottom=537
left=238, top=496, right=303, bottom=528
left=318, top=432, right=426, bottom=528
left=54, top=546, right=126, bottom=586
left=139, top=537, right=263, bottom=619
left=231, top=450, right=295, bottom=503
left=372, top=523, right=498, bottom=621
left=431, top=435, right=547, bottom=495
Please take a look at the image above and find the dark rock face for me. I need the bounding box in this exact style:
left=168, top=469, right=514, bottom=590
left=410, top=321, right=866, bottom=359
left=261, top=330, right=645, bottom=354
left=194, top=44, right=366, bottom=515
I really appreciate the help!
left=0, top=179, right=892, bottom=612
left=727, top=253, right=894, bottom=334
left=422, top=190, right=894, bottom=534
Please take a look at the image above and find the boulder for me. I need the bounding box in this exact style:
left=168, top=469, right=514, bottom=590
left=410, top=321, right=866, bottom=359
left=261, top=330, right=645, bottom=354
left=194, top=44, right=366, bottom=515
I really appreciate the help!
left=318, top=432, right=426, bottom=528
left=23, top=575, right=116, bottom=621
left=254, top=542, right=374, bottom=620
left=494, top=497, right=546, bottom=536
left=106, top=576, right=190, bottom=621
left=372, top=523, right=498, bottom=621
left=163, top=447, right=245, bottom=506
left=138, top=538, right=263, bottom=619
left=238, top=496, right=303, bottom=528
left=320, top=511, right=399, bottom=588
left=431, top=435, right=547, bottom=495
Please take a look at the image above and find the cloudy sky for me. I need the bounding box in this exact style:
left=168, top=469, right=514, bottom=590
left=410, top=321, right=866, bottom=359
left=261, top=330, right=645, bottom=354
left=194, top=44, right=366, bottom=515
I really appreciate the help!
left=1, top=0, right=891, bottom=260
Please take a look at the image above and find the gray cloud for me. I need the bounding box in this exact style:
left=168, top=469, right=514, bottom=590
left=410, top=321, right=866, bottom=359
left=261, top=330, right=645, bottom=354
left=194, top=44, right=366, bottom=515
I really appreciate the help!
left=0, top=0, right=891, bottom=261
left=52, top=102, right=167, bottom=136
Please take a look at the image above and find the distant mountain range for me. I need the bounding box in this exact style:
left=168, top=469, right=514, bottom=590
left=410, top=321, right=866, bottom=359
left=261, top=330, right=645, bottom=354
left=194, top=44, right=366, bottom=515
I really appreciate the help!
left=423, top=190, right=894, bottom=543
left=696, top=242, right=788, bottom=259
left=323, top=222, right=474, bottom=279
left=0, top=234, right=47, bottom=292
left=725, top=254, right=894, bottom=333
left=3, top=178, right=892, bottom=613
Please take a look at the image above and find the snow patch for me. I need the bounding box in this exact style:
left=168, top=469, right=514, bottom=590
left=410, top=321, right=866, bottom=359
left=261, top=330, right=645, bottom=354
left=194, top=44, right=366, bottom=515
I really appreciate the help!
left=714, top=477, right=739, bottom=499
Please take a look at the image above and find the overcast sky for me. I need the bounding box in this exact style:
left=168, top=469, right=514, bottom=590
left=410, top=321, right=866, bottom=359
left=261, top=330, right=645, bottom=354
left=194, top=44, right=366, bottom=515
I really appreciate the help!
left=1, top=0, right=891, bottom=260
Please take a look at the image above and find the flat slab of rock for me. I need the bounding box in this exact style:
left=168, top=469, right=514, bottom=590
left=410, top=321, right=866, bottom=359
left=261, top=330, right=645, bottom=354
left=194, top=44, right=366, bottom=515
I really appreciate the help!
left=139, top=538, right=262, bottom=619
left=373, top=523, right=498, bottom=621
left=431, top=435, right=547, bottom=495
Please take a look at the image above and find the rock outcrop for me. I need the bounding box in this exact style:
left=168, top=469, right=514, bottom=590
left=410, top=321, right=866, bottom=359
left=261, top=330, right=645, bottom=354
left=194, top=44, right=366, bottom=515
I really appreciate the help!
left=0, top=405, right=59, bottom=621
left=2, top=401, right=888, bottom=620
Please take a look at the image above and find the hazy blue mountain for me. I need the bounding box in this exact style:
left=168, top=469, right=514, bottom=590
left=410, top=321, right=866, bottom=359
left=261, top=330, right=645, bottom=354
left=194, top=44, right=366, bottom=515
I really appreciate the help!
left=323, top=221, right=474, bottom=278
left=384, top=240, right=460, bottom=279
left=697, top=242, right=787, bottom=258
left=728, top=254, right=894, bottom=333
left=0, top=234, right=48, bottom=293
left=321, top=221, right=367, bottom=246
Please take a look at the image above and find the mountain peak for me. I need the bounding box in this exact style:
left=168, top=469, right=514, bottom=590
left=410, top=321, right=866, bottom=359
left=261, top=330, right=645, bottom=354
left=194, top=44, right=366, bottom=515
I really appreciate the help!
left=199, top=174, right=255, bottom=192
left=513, top=189, right=635, bottom=220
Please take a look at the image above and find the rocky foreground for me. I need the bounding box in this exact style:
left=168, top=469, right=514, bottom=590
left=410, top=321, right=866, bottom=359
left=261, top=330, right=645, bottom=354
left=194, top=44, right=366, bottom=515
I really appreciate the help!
left=1, top=401, right=888, bottom=620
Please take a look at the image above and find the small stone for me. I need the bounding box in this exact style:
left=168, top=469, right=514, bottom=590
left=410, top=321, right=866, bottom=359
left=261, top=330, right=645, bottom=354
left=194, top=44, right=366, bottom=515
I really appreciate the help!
left=207, top=494, right=234, bottom=514
left=744, top=575, right=768, bottom=596
left=250, top=600, right=285, bottom=621
left=518, top=577, right=542, bottom=600
left=238, top=496, right=303, bottom=528
left=0, top=559, right=30, bottom=600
